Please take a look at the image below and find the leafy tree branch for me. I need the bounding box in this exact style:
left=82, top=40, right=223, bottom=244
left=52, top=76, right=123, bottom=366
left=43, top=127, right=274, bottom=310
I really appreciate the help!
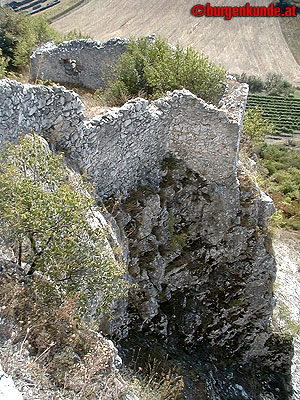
left=0, top=133, right=127, bottom=314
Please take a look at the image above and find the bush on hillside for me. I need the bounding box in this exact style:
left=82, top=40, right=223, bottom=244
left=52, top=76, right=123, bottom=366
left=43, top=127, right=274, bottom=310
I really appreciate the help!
left=242, top=107, right=300, bottom=230
left=265, top=72, right=294, bottom=97
left=234, top=72, right=265, bottom=93
left=0, top=134, right=127, bottom=314
left=104, top=36, right=226, bottom=106
left=235, top=72, right=295, bottom=97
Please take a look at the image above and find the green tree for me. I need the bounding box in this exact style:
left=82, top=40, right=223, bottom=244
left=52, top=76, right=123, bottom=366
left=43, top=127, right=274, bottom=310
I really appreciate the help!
left=0, top=7, right=26, bottom=64
left=0, top=7, right=90, bottom=71
left=265, top=72, right=294, bottom=97
left=105, top=36, right=226, bottom=106
left=13, top=14, right=60, bottom=67
left=0, top=134, right=127, bottom=313
left=243, top=106, right=275, bottom=143
left=14, top=18, right=90, bottom=67
left=235, top=73, right=264, bottom=93
left=0, top=8, right=59, bottom=68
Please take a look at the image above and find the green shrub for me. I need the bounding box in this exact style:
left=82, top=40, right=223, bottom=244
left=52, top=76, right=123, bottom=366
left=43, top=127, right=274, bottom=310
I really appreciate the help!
left=0, top=48, right=9, bottom=78
left=62, top=29, right=90, bottom=41
left=235, top=72, right=295, bottom=97
left=243, top=106, right=276, bottom=144
left=265, top=72, right=294, bottom=97
left=104, top=36, right=226, bottom=106
left=0, top=7, right=26, bottom=63
left=0, top=7, right=90, bottom=71
left=0, top=134, right=127, bottom=314
left=13, top=14, right=60, bottom=67
left=234, top=72, right=264, bottom=93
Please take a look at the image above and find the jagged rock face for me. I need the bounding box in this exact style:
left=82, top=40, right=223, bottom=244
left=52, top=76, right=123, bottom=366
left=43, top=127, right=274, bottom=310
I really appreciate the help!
left=110, top=158, right=277, bottom=366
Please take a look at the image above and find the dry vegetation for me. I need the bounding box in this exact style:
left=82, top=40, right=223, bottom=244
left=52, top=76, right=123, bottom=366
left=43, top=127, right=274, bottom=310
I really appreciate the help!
left=0, top=270, right=184, bottom=400
left=0, top=274, right=123, bottom=399
left=52, top=0, right=300, bottom=85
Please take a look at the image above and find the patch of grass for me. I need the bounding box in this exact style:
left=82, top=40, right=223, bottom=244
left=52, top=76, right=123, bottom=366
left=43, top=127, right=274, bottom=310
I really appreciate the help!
left=0, top=272, right=183, bottom=399
left=123, top=353, right=184, bottom=400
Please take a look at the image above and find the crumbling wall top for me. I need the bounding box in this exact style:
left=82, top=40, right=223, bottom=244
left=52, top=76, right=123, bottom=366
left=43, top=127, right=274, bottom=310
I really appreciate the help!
left=0, top=77, right=248, bottom=199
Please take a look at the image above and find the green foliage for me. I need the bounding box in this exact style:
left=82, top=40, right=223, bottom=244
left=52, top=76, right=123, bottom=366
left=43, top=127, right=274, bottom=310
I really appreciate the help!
left=265, top=72, right=294, bottom=97
left=0, top=8, right=56, bottom=68
left=14, top=14, right=60, bottom=67
left=36, top=71, right=59, bottom=86
left=257, top=144, right=300, bottom=230
left=104, top=36, right=226, bottom=106
left=0, top=48, right=9, bottom=78
left=243, top=106, right=276, bottom=143
left=0, top=134, right=126, bottom=313
left=235, top=72, right=295, bottom=97
left=234, top=72, right=264, bottom=93
left=0, top=8, right=24, bottom=65
left=0, top=7, right=90, bottom=71
left=62, top=29, right=91, bottom=41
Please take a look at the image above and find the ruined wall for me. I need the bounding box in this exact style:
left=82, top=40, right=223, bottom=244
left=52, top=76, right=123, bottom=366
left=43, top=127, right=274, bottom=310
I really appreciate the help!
left=30, top=38, right=128, bottom=89
left=0, top=77, right=291, bottom=398
left=0, top=80, right=84, bottom=146
left=0, top=79, right=248, bottom=200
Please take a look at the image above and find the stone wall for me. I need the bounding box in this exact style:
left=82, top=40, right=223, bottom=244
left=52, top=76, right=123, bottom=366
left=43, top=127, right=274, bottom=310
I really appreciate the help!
left=0, top=80, right=84, bottom=146
left=0, top=77, right=290, bottom=399
left=30, top=38, right=128, bottom=89
left=0, top=78, right=248, bottom=201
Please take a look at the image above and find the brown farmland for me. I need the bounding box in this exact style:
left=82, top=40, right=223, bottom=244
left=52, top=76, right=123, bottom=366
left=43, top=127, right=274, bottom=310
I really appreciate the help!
left=52, top=0, right=300, bottom=85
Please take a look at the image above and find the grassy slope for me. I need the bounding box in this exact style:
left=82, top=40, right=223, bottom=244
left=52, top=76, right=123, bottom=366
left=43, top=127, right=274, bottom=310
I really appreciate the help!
left=52, top=0, right=300, bottom=85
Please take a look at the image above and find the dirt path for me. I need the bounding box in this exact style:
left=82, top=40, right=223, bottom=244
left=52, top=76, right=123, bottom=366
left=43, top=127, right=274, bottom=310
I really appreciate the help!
left=52, top=0, right=300, bottom=84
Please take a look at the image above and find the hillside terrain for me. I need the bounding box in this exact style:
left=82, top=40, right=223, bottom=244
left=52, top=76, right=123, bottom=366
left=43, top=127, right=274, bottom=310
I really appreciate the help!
left=52, top=0, right=300, bottom=85
left=280, top=15, right=300, bottom=67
